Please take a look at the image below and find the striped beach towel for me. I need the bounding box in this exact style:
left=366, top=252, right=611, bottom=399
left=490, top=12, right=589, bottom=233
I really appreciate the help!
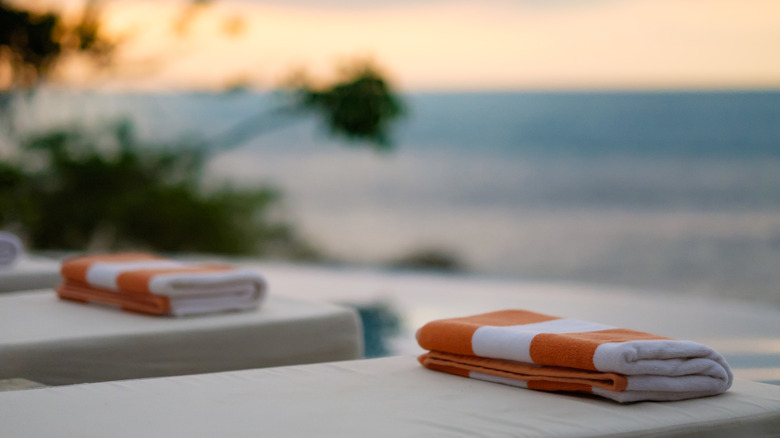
left=57, top=253, right=266, bottom=316
left=417, top=310, right=733, bottom=402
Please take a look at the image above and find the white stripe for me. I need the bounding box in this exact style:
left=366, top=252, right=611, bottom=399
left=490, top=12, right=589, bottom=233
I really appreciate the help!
left=624, top=374, right=728, bottom=393
left=591, top=386, right=724, bottom=403
left=85, top=260, right=184, bottom=290
left=469, top=371, right=528, bottom=388
left=471, top=318, right=614, bottom=363
left=147, top=270, right=266, bottom=297
left=592, top=340, right=733, bottom=386
left=169, top=293, right=260, bottom=315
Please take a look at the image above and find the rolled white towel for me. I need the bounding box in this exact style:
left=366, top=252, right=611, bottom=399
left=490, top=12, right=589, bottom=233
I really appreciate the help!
left=0, top=232, right=23, bottom=267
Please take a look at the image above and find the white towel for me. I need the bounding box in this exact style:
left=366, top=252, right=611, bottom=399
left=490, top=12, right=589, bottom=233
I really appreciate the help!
left=0, top=232, right=22, bottom=267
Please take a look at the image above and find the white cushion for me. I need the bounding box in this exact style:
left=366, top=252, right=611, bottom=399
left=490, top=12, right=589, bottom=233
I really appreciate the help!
left=0, top=255, right=61, bottom=292
left=0, top=356, right=778, bottom=437
left=0, top=290, right=362, bottom=385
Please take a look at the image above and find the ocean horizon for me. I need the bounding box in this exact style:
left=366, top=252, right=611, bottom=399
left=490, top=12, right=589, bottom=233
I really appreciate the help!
left=7, top=89, right=780, bottom=306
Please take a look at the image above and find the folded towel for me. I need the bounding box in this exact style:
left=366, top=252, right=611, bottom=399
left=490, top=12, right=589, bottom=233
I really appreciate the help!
left=417, top=310, right=733, bottom=402
left=57, top=253, right=266, bottom=316
left=0, top=231, right=22, bottom=267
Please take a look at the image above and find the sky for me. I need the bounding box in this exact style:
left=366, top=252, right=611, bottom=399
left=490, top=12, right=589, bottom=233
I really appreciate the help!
left=37, top=0, right=780, bottom=91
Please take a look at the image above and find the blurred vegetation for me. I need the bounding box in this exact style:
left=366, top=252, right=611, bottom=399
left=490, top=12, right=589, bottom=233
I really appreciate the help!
left=0, top=0, right=406, bottom=258
left=210, top=60, right=405, bottom=154
left=287, top=63, right=404, bottom=151
left=0, top=0, right=113, bottom=94
left=0, top=121, right=320, bottom=258
left=389, top=248, right=466, bottom=273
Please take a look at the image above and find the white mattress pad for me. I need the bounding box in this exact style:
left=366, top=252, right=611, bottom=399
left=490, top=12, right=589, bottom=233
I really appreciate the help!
left=0, top=356, right=778, bottom=437
left=0, top=290, right=363, bottom=384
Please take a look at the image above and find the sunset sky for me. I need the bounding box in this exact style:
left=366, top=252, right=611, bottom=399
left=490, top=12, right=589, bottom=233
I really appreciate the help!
left=36, top=0, right=780, bottom=91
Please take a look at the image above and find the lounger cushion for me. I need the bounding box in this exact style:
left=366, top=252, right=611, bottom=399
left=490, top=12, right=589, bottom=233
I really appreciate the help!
left=1, top=357, right=778, bottom=437
left=0, top=256, right=61, bottom=292
left=0, top=290, right=362, bottom=384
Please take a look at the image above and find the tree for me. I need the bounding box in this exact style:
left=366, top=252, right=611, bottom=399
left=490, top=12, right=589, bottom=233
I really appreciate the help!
left=1, top=0, right=113, bottom=113
left=1, top=0, right=405, bottom=151
left=0, top=0, right=406, bottom=256
left=1, top=121, right=320, bottom=257
left=389, top=248, right=466, bottom=273
left=211, top=61, right=405, bottom=153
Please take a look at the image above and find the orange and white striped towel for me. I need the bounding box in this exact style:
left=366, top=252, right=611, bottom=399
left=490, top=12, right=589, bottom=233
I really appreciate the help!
left=417, top=310, right=733, bottom=402
left=57, top=253, right=266, bottom=316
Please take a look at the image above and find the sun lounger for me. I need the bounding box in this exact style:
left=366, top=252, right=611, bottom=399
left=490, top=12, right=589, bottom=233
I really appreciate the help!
left=238, top=262, right=780, bottom=385
left=1, top=356, right=778, bottom=437
left=0, top=290, right=362, bottom=385
left=0, top=233, right=61, bottom=293
left=0, top=254, right=61, bottom=292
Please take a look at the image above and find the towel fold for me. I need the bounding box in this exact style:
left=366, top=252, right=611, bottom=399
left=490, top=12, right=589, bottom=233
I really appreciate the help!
left=57, top=253, right=266, bottom=316
left=416, top=310, right=733, bottom=402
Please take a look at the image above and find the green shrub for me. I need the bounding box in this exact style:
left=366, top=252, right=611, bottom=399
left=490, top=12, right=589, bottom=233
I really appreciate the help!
left=0, top=121, right=319, bottom=258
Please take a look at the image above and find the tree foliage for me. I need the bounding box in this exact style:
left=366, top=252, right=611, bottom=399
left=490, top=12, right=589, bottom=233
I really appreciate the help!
left=389, top=248, right=466, bottom=273
left=0, top=0, right=112, bottom=90
left=0, top=121, right=319, bottom=258
left=0, top=1, right=406, bottom=258
left=210, top=61, right=405, bottom=153
left=290, top=62, right=405, bottom=150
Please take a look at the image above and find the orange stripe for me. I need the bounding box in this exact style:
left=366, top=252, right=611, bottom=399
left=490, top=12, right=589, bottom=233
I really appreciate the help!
left=57, top=281, right=170, bottom=315
left=527, top=380, right=593, bottom=394
left=422, top=351, right=628, bottom=392
left=417, top=310, right=559, bottom=356
left=115, top=265, right=235, bottom=294
left=60, top=253, right=162, bottom=282
left=529, top=328, right=672, bottom=371
left=419, top=354, right=471, bottom=378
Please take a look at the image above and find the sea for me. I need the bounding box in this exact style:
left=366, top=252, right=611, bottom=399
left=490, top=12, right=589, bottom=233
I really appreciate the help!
left=8, top=90, right=780, bottom=306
